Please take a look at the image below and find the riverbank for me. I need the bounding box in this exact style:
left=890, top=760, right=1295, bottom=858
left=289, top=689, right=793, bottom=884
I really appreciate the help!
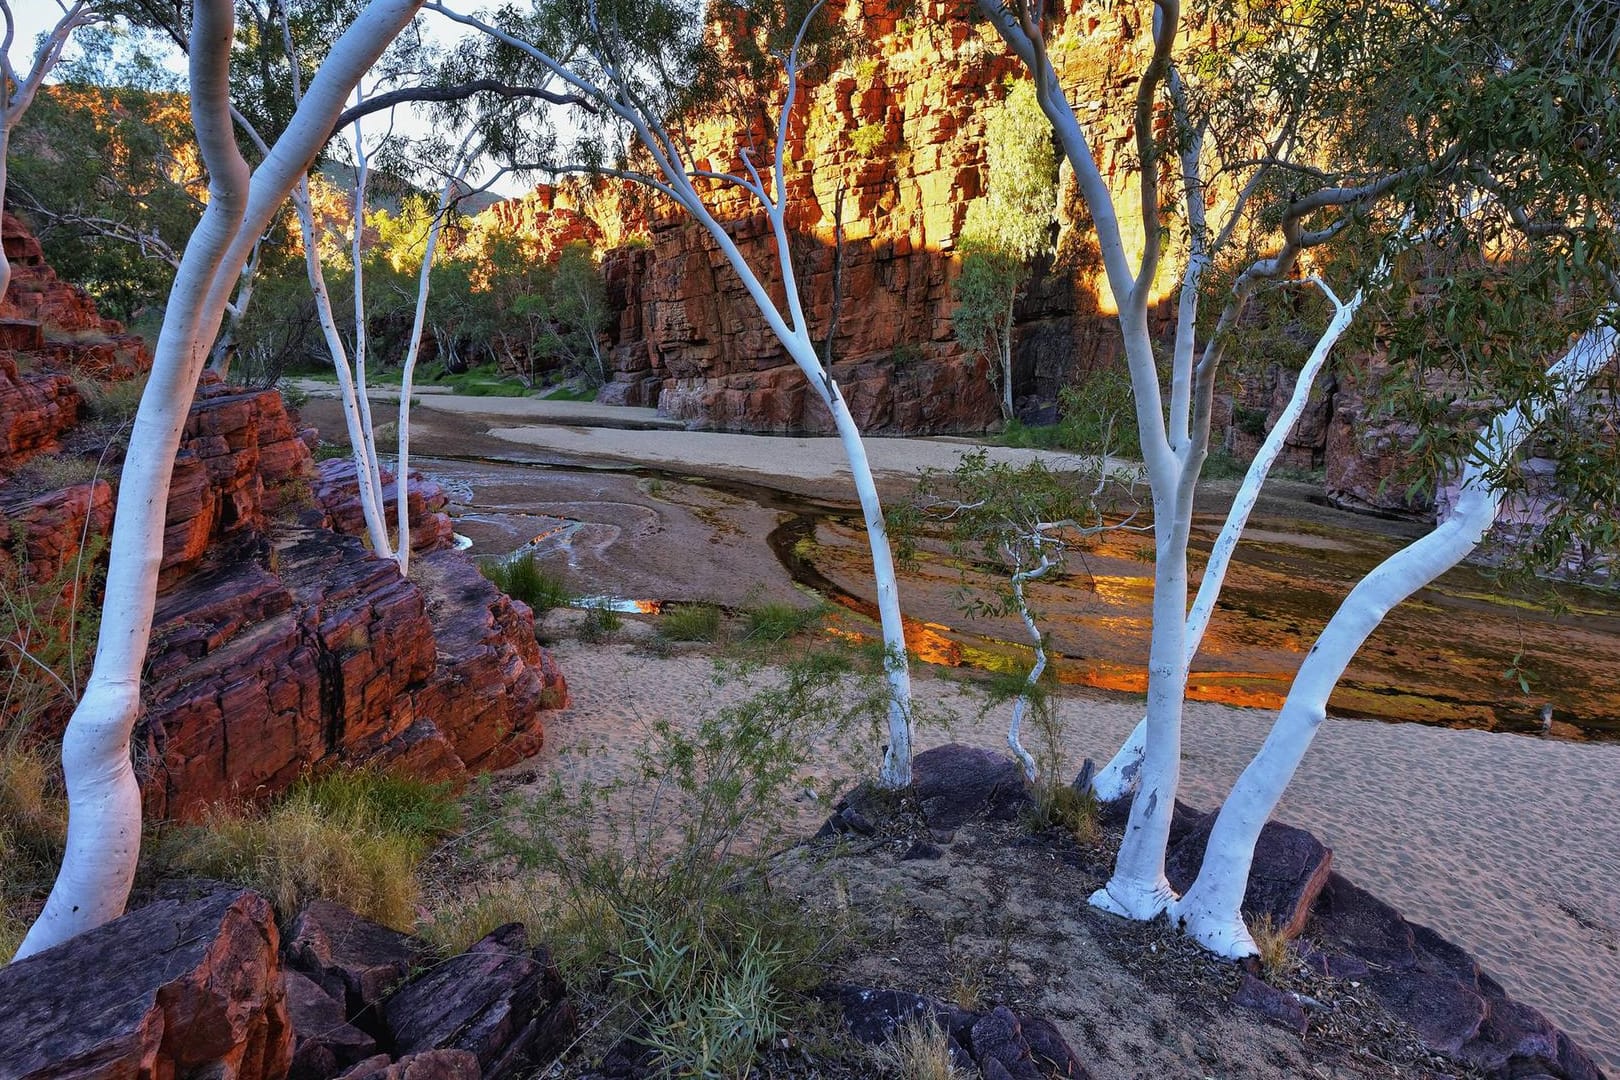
left=297, top=387, right=1620, bottom=1074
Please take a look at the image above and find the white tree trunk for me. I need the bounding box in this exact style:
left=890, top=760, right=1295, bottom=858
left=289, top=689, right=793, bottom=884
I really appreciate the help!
left=395, top=143, right=474, bottom=574
left=1090, top=281, right=1364, bottom=800
left=1006, top=556, right=1053, bottom=782
left=291, top=181, right=394, bottom=558
left=17, top=0, right=424, bottom=959
left=425, top=1, right=919, bottom=785
left=15, top=0, right=250, bottom=959
left=348, top=111, right=389, bottom=522
left=1172, top=323, right=1619, bottom=956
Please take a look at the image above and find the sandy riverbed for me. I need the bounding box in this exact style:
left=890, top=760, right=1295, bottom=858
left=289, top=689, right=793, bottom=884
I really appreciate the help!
left=301, top=389, right=1620, bottom=1073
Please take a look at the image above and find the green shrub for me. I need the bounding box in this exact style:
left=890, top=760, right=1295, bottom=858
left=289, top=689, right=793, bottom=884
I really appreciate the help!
left=78, top=371, right=149, bottom=422
left=660, top=603, right=724, bottom=642
left=483, top=650, right=891, bottom=1076
left=479, top=552, right=571, bottom=615
left=851, top=123, right=888, bottom=157
left=742, top=600, right=827, bottom=646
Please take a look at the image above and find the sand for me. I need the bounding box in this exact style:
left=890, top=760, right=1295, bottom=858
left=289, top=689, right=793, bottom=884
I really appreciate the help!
left=537, top=638, right=1620, bottom=1076
left=299, top=387, right=1620, bottom=1073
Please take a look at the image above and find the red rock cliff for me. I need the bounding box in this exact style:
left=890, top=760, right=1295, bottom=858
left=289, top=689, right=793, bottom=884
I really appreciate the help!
left=0, top=212, right=567, bottom=818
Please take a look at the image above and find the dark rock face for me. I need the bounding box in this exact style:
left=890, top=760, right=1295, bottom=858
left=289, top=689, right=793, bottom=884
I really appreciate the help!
left=284, top=900, right=428, bottom=1018
left=1165, top=813, right=1334, bottom=938
left=1309, top=873, right=1609, bottom=1079
left=284, top=969, right=380, bottom=1080
left=383, top=923, right=577, bottom=1080
left=0, top=888, right=292, bottom=1080
left=911, top=743, right=1033, bottom=834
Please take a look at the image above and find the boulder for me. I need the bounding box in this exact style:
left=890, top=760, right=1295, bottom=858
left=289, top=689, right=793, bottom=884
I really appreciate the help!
left=383, top=923, right=576, bottom=1079
left=910, top=743, right=1032, bottom=834
left=1164, top=813, right=1333, bottom=938
left=284, top=968, right=379, bottom=1080
left=284, top=900, right=428, bottom=1018
left=336, top=1050, right=482, bottom=1080
left=0, top=888, right=291, bottom=1080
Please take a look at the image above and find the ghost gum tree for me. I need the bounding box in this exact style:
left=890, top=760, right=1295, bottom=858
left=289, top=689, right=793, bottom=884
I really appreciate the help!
left=16, top=0, right=426, bottom=959
left=976, top=0, right=1620, bottom=953
left=430, top=0, right=920, bottom=785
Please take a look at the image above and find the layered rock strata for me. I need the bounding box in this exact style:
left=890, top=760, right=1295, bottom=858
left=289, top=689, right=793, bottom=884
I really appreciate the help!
left=0, top=212, right=566, bottom=818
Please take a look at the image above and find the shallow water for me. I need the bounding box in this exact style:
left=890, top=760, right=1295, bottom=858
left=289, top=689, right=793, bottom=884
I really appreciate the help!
left=427, top=453, right=1620, bottom=741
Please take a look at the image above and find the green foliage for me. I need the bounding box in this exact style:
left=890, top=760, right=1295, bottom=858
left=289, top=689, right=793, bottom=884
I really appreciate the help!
left=153, top=767, right=461, bottom=929
left=661, top=603, right=726, bottom=643
left=478, top=552, right=571, bottom=615
left=480, top=651, right=887, bottom=1076
left=742, top=600, right=828, bottom=647
left=959, top=80, right=1057, bottom=264
left=579, top=601, right=625, bottom=643
left=851, top=123, right=888, bottom=157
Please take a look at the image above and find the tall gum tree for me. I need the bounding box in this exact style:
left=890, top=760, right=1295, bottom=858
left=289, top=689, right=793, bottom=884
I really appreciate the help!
left=977, top=0, right=1620, bottom=952
left=430, top=0, right=919, bottom=785
left=17, top=0, right=425, bottom=959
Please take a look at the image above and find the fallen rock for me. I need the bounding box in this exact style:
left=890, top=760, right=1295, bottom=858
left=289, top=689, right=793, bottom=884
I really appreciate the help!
left=971, top=1006, right=1045, bottom=1080
left=1230, top=972, right=1309, bottom=1034
left=1165, top=813, right=1333, bottom=938
left=337, top=1050, right=482, bottom=1080
left=383, top=923, right=576, bottom=1080
left=285, top=968, right=379, bottom=1080
left=910, top=743, right=1032, bottom=834
left=0, top=888, right=291, bottom=1080
left=284, top=899, right=428, bottom=1017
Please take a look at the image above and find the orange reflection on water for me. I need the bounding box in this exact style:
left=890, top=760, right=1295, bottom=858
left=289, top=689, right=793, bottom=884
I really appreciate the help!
left=826, top=595, right=965, bottom=666
left=1089, top=575, right=1154, bottom=606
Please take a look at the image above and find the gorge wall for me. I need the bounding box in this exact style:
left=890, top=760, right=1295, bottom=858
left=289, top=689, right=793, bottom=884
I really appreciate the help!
left=0, top=212, right=566, bottom=820
left=489, top=0, right=1425, bottom=514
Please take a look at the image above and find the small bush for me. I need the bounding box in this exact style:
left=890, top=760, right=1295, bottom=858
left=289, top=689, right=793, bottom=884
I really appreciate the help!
left=420, top=879, right=552, bottom=955
left=1248, top=914, right=1293, bottom=979
left=479, top=552, right=571, bottom=615
left=1201, top=447, right=1251, bottom=480
left=578, top=601, right=623, bottom=643
left=742, top=600, right=826, bottom=646
left=78, top=372, right=150, bottom=422
left=873, top=1015, right=969, bottom=1080
left=851, top=123, right=888, bottom=157
left=484, top=650, right=890, bottom=1076
left=660, top=603, right=724, bottom=642
left=156, top=767, right=459, bottom=929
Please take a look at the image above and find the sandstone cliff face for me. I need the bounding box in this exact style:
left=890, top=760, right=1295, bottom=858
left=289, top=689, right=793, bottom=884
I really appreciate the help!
left=0, top=212, right=566, bottom=818
left=486, top=5, right=1436, bottom=514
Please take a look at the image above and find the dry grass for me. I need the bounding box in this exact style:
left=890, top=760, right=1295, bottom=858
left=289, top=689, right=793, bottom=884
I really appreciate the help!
left=152, top=769, right=460, bottom=931
left=0, top=748, right=66, bottom=961
left=871, top=1015, right=969, bottom=1080
left=419, top=878, right=554, bottom=955
left=1248, top=914, right=1293, bottom=980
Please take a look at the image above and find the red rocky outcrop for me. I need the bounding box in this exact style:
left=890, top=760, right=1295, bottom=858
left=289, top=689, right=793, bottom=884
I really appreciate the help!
left=0, top=888, right=293, bottom=1080
left=0, top=212, right=567, bottom=817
